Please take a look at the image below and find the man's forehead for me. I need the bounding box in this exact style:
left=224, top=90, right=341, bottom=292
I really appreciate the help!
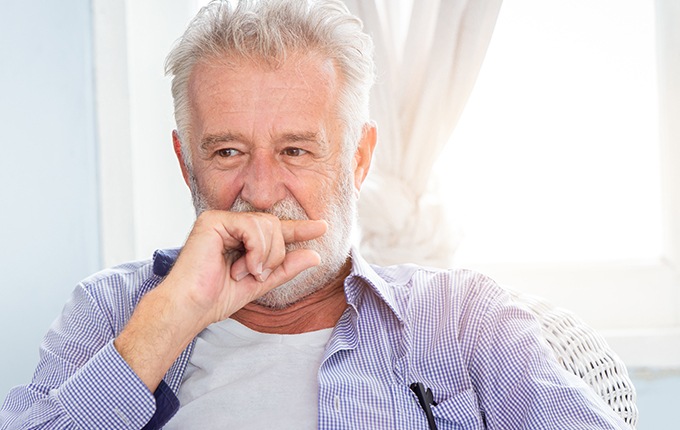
left=189, top=51, right=339, bottom=93
left=185, top=52, right=343, bottom=139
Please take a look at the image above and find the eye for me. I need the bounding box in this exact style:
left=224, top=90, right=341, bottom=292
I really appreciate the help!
left=282, top=147, right=308, bottom=157
left=216, top=148, right=241, bottom=158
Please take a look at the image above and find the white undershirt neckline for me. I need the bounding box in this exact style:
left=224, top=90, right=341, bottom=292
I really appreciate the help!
left=165, top=318, right=333, bottom=429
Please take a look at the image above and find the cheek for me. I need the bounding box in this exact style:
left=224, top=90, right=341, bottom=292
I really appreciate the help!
left=284, top=180, right=326, bottom=219
left=194, top=168, right=244, bottom=210
left=290, top=171, right=348, bottom=219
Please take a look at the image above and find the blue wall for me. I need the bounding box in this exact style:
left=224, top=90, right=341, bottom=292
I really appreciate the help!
left=630, top=368, right=679, bottom=429
left=0, top=0, right=100, bottom=397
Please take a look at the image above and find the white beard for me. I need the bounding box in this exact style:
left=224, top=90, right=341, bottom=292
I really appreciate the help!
left=189, top=169, right=356, bottom=309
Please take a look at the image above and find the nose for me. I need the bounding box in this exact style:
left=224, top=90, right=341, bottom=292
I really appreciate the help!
left=240, top=149, right=288, bottom=210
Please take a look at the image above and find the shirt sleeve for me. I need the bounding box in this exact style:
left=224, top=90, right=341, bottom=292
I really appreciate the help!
left=0, top=284, right=158, bottom=429
left=466, top=279, right=629, bottom=430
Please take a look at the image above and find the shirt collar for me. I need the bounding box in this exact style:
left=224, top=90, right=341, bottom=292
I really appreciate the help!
left=150, top=246, right=406, bottom=324
left=346, top=247, right=406, bottom=324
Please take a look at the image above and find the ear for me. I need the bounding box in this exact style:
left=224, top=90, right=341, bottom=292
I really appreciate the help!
left=173, top=130, right=191, bottom=188
left=352, top=122, right=377, bottom=191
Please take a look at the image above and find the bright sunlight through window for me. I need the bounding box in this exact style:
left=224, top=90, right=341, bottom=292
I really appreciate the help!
left=437, top=0, right=662, bottom=265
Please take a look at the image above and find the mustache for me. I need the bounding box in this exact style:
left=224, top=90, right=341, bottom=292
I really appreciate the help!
left=229, top=196, right=321, bottom=253
left=229, top=196, right=310, bottom=222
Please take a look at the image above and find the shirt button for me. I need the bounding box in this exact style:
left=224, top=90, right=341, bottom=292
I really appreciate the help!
left=334, top=394, right=340, bottom=413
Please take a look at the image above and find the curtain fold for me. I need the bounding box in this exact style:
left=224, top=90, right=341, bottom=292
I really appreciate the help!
left=344, top=0, right=503, bottom=267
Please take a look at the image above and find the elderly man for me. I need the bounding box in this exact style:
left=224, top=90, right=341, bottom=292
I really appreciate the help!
left=1, top=0, right=628, bottom=429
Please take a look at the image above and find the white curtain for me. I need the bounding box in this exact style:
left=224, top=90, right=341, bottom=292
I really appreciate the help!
left=344, top=0, right=503, bottom=268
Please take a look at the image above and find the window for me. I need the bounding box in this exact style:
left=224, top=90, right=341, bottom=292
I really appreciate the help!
left=433, top=0, right=679, bottom=366
left=437, top=0, right=660, bottom=265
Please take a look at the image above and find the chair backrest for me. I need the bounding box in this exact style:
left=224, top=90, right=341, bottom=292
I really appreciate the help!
left=507, top=288, right=638, bottom=428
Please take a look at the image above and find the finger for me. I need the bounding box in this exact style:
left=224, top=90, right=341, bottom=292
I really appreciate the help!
left=260, top=222, right=286, bottom=282
left=212, top=212, right=277, bottom=278
left=230, top=230, right=286, bottom=283
left=240, top=214, right=289, bottom=281
left=220, top=216, right=323, bottom=283
left=261, top=248, right=321, bottom=287
left=223, top=214, right=281, bottom=281
left=235, top=218, right=268, bottom=278
left=230, top=255, right=250, bottom=282
left=251, top=219, right=322, bottom=283
left=235, top=248, right=322, bottom=297
left=280, top=219, right=327, bottom=244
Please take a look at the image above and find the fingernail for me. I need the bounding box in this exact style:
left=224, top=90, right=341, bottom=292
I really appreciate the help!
left=256, top=262, right=263, bottom=275
left=235, top=270, right=249, bottom=282
left=258, top=268, right=272, bottom=282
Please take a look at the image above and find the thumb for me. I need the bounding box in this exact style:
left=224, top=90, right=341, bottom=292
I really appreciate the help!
left=230, top=248, right=321, bottom=292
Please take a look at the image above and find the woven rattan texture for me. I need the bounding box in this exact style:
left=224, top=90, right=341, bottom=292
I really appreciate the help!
left=508, top=289, right=638, bottom=428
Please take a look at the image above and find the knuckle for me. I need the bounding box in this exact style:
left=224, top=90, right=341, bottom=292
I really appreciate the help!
left=254, top=212, right=280, bottom=232
left=243, top=215, right=262, bottom=232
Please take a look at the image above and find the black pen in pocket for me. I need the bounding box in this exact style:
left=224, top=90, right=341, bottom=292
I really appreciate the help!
left=410, top=382, right=438, bottom=430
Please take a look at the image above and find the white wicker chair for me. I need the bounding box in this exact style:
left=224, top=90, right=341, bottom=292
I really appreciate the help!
left=508, top=288, right=638, bottom=428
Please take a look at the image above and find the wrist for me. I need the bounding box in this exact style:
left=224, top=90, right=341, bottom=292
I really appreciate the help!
left=114, top=284, right=209, bottom=391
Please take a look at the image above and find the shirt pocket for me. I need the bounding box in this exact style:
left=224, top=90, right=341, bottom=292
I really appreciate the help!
left=430, top=388, right=486, bottom=430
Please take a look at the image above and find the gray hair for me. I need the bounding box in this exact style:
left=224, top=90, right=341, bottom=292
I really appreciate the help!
left=165, top=0, right=375, bottom=170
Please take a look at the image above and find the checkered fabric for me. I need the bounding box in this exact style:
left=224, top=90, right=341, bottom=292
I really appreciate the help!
left=0, top=249, right=628, bottom=429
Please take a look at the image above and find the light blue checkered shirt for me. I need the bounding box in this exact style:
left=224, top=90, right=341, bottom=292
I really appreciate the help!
left=0, top=248, right=627, bottom=429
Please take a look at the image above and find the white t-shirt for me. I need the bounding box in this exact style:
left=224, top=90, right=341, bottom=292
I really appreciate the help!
left=165, top=318, right=333, bottom=429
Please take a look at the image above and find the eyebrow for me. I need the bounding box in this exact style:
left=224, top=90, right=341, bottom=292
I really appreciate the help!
left=277, top=131, right=324, bottom=145
left=200, top=133, right=242, bottom=152
left=199, top=130, right=327, bottom=151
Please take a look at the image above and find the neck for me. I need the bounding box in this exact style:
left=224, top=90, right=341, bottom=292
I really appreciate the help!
left=231, top=261, right=351, bottom=334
